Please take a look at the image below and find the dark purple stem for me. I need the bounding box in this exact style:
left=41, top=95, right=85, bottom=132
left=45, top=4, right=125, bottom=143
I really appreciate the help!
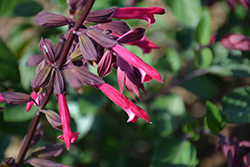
left=16, top=0, right=95, bottom=164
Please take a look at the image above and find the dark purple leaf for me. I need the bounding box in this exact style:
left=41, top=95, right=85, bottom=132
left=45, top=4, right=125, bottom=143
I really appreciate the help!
left=86, top=7, right=117, bottom=23
left=71, top=66, right=104, bottom=87
left=32, top=64, right=52, bottom=89
left=117, top=27, right=145, bottom=43
left=97, top=50, right=112, bottom=77
left=96, top=21, right=130, bottom=35
left=25, top=158, right=64, bottom=167
left=30, top=124, right=43, bottom=148
left=34, top=11, right=73, bottom=27
left=1, top=157, right=21, bottom=167
left=39, top=38, right=55, bottom=64
left=116, top=55, right=133, bottom=74
left=53, top=69, right=66, bottom=95
left=36, top=59, right=47, bottom=74
left=68, top=0, right=88, bottom=15
left=31, top=143, right=64, bottom=159
left=44, top=110, right=62, bottom=131
left=86, top=29, right=117, bottom=48
left=79, top=33, right=97, bottom=61
left=1, top=92, right=32, bottom=105
left=63, top=69, right=83, bottom=94
left=54, top=37, right=66, bottom=61
left=26, top=54, right=44, bottom=66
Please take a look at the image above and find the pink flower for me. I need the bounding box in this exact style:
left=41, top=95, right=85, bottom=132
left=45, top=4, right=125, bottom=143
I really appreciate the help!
left=97, top=82, right=150, bottom=123
left=26, top=91, right=38, bottom=111
left=112, top=7, right=165, bottom=28
left=126, top=36, right=160, bottom=54
left=221, top=33, right=250, bottom=51
left=112, top=44, right=162, bottom=83
left=0, top=93, right=4, bottom=102
left=57, top=93, right=79, bottom=150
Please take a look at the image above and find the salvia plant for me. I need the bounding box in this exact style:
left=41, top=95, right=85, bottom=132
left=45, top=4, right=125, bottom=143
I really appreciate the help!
left=2, top=0, right=250, bottom=167
left=0, top=0, right=165, bottom=166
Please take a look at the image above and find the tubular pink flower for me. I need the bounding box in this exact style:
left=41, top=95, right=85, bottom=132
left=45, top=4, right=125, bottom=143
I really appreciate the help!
left=97, top=82, right=150, bottom=123
left=0, top=93, right=4, bottom=102
left=57, top=93, right=79, bottom=150
left=126, top=36, right=160, bottom=54
left=26, top=91, right=38, bottom=111
left=112, top=7, right=165, bottom=28
left=112, top=44, right=162, bottom=83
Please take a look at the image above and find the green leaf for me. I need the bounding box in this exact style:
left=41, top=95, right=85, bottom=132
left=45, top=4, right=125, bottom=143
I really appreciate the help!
left=0, top=0, right=28, bottom=16
left=0, top=38, right=20, bottom=82
left=208, top=46, right=250, bottom=77
left=151, top=94, right=187, bottom=136
left=222, top=86, right=250, bottom=124
left=205, top=101, right=226, bottom=134
left=151, top=137, right=198, bottom=167
left=3, top=104, right=36, bottom=122
left=180, top=75, right=221, bottom=99
left=165, top=48, right=181, bottom=73
left=13, top=1, right=42, bottom=17
left=165, top=0, right=202, bottom=28
left=195, top=47, right=213, bottom=69
left=194, top=10, right=211, bottom=45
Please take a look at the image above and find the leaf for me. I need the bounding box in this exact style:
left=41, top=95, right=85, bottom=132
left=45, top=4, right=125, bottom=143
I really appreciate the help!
left=165, top=48, right=181, bottom=73
left=0, top=0, right=28, bottom=17
left=3, top=104, right=36, bottom=122
left=205, top=101, right=226, bottom=134
left=150, top=94, right=187, bottom=136
left=0, top=38, right=20, bottom=82
left=79, top=33, right=97, bottom=61
left=180, top=75, right=221, bottom=99
left=151, top=137, right=198, bottom=167
left=195, top=47, right=213, bottom=69
left=222, top=86, right=250, bottom=124
left=13, top=1, right=42, bottom=17
left=71, top=66, right=104, bottom=87
left=86, top=29, right=118, bottom=48
left=165, top=0, right=202, bottom=28
left=194, top=10, right=212, bottom=45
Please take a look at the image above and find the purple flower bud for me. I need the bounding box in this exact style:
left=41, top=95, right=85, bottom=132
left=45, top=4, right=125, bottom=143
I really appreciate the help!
left=34, top=11, right=73, bottom=27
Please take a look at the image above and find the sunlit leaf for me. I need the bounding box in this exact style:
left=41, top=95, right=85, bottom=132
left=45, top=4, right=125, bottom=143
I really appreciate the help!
left=223, top=86, right=250, bottom=124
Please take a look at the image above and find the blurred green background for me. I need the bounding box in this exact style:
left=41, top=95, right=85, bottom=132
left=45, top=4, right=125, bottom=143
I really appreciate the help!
left=1, top=0, right=250, bottom=166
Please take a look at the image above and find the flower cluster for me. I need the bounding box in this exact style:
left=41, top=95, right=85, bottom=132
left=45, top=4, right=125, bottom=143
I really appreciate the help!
left=0, top=0, right=165, bottom=159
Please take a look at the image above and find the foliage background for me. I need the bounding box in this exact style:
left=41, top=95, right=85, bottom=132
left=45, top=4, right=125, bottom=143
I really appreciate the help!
left=1, top=0, right=250, bottom=166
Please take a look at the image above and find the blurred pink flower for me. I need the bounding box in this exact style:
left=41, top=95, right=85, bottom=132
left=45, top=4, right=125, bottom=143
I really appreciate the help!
left=112, top=7, right=165, bottom=28
left=26, top=91, right=38, bottom=111
left=97, top=82, right=150, bottom=123
left=221, top=33, right=250, bottom=51
left=57, top=93, right=79, bottom=150
left=227, top=0, right=250, bottom=10
left=0, top=93, right=4, bottom=102
left=112, top=44, right=162, bottom=83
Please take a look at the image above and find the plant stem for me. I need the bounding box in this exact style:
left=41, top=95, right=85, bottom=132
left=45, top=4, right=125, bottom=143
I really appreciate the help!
left=57, top=0, right=95, bottom=68
left=17, top=76, right=54, bottom=164
left=16, top=0, right=95, bottom=163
